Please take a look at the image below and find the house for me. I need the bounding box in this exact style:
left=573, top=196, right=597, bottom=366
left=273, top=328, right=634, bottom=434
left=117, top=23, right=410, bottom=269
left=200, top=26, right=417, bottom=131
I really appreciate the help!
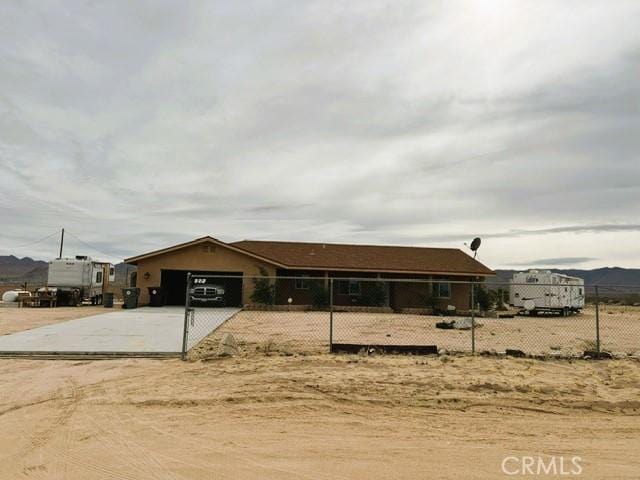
left=124, top=236, right=494, bottom=310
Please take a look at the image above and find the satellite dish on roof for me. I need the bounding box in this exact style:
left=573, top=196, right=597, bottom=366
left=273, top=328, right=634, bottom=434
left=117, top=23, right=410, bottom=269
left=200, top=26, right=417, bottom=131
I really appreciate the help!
left=465, top=237, right=482, bottom=259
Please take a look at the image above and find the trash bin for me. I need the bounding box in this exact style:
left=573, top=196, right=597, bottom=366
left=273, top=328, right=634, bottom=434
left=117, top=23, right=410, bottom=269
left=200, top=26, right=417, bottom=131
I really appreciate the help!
left=121, top=288, right=140, bottom=309
left=148, top=287, right=164, bottom=307
left=103, top=292, right=114, bottom=308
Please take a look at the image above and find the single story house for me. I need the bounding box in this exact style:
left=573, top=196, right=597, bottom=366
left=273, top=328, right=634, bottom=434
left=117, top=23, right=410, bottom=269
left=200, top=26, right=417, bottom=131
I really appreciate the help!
left=124, top=236, right=494, bottom=310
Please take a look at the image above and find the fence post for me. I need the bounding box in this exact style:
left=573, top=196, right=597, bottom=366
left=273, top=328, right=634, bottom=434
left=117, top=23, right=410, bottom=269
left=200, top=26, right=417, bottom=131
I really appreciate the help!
left=471, top=282, right=476, bottom=354
left=329, top=278, right=334, bottom=353
left=595, top=285, right=601, bottom=358
left=181, top=272, right=192, bottom=360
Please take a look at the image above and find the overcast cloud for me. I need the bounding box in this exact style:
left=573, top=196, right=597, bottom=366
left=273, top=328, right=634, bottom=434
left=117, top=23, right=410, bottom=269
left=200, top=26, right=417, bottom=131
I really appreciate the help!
left=1, top=0, right=639, bottom=269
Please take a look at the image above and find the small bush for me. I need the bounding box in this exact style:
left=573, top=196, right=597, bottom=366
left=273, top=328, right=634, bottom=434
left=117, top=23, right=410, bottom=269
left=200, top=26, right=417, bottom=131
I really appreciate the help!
left=250, top=266, right=275, bottom=305
left=257, top=339, right=277, bottom=355
left=474, top=285, right=492, bottom=312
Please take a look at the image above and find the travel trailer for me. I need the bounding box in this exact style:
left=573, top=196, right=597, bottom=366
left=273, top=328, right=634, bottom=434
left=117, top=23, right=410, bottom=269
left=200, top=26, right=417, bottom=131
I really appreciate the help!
left=509, top=270, right=585, bottom=316
left=42, top=256, right=115, bottom=306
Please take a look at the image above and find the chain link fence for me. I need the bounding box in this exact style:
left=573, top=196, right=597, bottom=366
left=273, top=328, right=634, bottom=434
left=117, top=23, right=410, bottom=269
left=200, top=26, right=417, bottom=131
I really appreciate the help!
left=182, top=274, right=640, bottom=360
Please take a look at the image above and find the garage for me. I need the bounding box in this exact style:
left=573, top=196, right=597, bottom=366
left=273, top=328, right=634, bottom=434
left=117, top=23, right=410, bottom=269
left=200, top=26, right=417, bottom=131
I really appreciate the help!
left=124, top=236, right=280, bottom=306
left=160, top=270, right=244, bottom=307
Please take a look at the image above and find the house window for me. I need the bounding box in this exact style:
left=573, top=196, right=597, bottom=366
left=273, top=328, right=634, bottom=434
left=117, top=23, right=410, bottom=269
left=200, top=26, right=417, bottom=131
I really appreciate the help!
left=433, top=282, right=451, bottom=298
left=338, top=280, right=361, bottom=296
left=295, top=276, right=310, bottom=290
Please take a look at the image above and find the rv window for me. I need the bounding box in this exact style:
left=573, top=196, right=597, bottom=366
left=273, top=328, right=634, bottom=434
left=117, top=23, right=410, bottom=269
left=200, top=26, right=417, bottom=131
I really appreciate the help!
left=96, top=271, right=103, bottom=284
left=110, top=267, right=115, bottom=276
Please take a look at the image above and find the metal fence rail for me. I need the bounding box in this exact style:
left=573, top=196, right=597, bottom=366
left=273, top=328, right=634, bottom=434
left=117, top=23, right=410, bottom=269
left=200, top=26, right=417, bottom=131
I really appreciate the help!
left=182, top=274, right=640, bottom=360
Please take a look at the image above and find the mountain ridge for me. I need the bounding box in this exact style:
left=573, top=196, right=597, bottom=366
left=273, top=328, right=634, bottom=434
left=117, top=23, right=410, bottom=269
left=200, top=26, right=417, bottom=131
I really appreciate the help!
left=492, top=267, right=640, bottom=286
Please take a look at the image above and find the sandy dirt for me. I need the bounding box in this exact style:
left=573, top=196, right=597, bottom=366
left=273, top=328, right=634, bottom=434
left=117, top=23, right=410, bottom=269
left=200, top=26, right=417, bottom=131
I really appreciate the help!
left=190, top=306, right=640, bottom=358
left=0, top=355, right=639, bottom=479
left=0, top=306, right=107, bottom=336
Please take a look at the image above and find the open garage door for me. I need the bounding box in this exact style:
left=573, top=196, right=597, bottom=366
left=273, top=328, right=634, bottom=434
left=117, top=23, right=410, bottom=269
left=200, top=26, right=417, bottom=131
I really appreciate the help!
left=161, top=270, right=243, bottom=307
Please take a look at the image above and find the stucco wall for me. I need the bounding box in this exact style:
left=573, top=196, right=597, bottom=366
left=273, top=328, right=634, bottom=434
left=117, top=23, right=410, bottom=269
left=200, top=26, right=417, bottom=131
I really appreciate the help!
left=134, top=242, right=276, bottom=305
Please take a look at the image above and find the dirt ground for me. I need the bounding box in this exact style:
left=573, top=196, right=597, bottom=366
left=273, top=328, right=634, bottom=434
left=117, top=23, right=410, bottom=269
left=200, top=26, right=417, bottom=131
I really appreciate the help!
left=0, top=354, right=639, bottom=479
left=0, top=306, right=106, bottom=336
left=191, top=305, right=640, bottom=358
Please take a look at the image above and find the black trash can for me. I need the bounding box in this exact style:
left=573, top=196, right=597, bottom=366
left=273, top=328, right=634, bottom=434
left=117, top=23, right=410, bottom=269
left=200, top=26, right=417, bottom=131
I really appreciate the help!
left=103, top=292, right=114, bottom=308
left=148, top=287, right=164, bottom=307
left=121, top=288, right=140, bottom=309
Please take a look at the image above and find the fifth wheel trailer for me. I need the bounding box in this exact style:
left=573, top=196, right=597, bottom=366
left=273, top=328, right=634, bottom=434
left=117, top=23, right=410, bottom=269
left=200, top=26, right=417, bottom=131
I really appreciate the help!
left=42, top=256, right=115, bottom=306
left=509, top=270, right=585, bottom=316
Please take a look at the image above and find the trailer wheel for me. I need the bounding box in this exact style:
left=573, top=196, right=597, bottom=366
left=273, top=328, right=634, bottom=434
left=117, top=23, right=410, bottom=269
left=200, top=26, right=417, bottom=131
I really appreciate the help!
left=562, top=307, right=569, bottom=317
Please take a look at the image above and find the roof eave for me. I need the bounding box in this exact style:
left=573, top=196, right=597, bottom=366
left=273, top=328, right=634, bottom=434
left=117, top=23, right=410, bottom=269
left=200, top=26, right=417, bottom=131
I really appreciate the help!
left=275, top=265, right=495, bottom=276
left=124, top=236, right=288, bottom=268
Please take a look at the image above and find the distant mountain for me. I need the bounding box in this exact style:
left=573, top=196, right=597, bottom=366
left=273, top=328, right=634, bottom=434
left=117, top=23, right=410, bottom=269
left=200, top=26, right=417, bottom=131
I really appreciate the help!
left=0, top=256, right=48, bottom=284
left=491, top=268, right=640, bottom=286
left=0, top=256, right=135, bottom=285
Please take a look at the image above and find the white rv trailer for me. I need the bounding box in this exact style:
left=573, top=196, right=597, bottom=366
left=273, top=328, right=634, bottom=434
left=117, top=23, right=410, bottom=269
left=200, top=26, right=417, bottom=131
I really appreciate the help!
left=509, top=270, right=585, bottom=316
left=43, top=256, right=115, bottom=306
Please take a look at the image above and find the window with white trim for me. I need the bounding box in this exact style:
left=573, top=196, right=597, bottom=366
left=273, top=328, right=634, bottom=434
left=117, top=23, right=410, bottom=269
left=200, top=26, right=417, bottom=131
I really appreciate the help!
left=433, top=282, right=451, bottom=298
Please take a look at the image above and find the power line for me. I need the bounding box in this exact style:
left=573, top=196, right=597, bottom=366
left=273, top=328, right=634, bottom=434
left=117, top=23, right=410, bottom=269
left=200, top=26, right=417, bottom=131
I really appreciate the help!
left=0, top=230, right=61, bottom=252
left=65, top=231, right=122, bottom=262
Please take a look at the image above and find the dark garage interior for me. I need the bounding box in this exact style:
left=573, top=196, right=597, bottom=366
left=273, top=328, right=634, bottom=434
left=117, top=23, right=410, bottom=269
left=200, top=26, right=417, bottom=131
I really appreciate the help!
left=160, top=270, right=243, bottom=306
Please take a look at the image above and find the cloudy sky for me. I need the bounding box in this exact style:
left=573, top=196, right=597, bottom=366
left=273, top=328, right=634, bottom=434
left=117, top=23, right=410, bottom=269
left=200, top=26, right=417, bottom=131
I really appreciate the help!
left=1, top=0, right=639, bottom=269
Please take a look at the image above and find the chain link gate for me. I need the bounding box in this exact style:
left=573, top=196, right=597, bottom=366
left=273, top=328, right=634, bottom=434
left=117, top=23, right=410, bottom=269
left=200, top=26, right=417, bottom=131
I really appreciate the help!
left=182, top=272, right=244, bottom=359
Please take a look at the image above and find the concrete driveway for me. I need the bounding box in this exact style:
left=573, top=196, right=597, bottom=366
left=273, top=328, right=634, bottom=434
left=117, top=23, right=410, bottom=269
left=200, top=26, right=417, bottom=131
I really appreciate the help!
left=0, top=307, right=240, bottom=355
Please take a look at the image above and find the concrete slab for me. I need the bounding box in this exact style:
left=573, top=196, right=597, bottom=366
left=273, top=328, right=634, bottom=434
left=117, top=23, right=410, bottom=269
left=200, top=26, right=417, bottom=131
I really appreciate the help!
left=0, top=307, right=240, bottom=355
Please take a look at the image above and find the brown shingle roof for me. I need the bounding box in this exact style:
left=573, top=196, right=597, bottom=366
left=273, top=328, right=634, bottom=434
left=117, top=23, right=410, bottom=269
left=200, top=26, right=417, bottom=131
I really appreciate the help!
left=231, top=240, right=494, bottom=276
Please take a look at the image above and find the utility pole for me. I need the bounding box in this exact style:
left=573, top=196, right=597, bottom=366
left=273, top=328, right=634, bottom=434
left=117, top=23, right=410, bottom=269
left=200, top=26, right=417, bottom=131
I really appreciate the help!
left=58, top=228, right=65, bottom=259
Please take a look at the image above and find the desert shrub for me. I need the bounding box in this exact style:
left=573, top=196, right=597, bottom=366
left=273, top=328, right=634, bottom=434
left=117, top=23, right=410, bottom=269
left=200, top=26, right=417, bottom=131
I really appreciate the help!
left=474, top=285, right=492, bottom=312
left=419, top=290, right=442, bottom=314
left=250, top=266, right=275, bottom=305
left=257, top=339, right=277, bottom=355
left=489, top=288, right=509, bottom=311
